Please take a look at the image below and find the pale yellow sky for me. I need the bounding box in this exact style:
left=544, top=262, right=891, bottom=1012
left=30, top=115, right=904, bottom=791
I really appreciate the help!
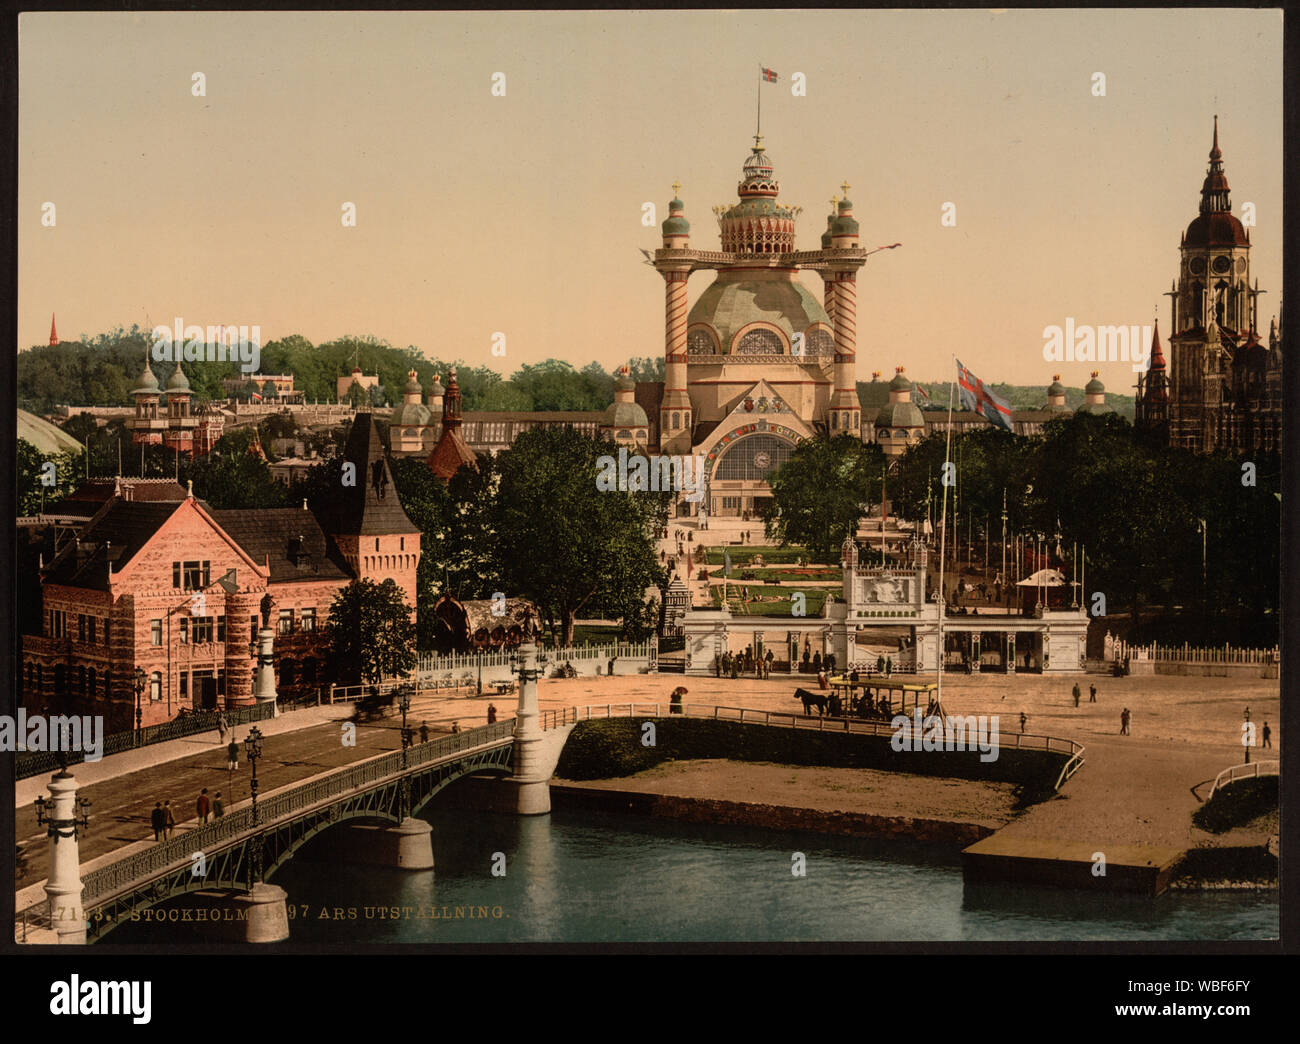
left=18, top=9, right=1283, bottom=391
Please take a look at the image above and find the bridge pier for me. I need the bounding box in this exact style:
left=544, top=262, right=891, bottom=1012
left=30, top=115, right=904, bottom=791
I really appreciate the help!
left=235, top=882, right=291, bottom=942
left=341, top=820, right=435, bottom=870
left=506, top=642, right=575, bottom=815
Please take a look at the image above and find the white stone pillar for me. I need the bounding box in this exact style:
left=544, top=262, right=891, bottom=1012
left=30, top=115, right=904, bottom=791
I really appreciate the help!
left=43, top=770, right=86, bottom=944
left=254, top=626, right=278, bottom=708
left=506, top=642, right=573, bottom=815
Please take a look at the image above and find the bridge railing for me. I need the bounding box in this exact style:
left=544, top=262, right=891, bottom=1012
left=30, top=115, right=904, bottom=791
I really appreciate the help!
left=563, top=703, right=1082, bottom=756
left=1206, top=759, right=1279, bottom=799
left=67, top=720, right=516, bottom=911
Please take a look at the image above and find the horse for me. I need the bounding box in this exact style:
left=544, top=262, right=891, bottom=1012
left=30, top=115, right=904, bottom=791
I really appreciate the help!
left=793, top=687, right=828, bottom=716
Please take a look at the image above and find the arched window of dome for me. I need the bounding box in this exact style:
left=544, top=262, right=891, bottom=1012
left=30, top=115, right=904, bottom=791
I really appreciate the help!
left=617, top=430, right=631, bottom=440
left=806, top=330, right=834, bottom=356
left=735, top=327, right=784, bottom=354
left=688, top=329, right=717, bottom=356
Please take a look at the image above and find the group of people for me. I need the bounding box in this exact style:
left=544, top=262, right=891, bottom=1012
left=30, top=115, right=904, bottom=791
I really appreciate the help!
left=827, top=688, right=894, bottom=721
left=716, top=646, right=774, bottom=679
left=150, top=787, right=226, bottom=842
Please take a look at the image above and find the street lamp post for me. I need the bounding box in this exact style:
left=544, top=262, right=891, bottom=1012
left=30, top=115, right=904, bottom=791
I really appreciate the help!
left=244, top=726, right=264, bottom=887
left=397, top=685, right=413, bottom=820
left=133, top=667, right=145, bottom=742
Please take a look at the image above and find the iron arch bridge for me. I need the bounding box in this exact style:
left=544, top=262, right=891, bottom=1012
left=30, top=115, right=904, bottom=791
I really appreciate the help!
left=70, top=722, right=516, bottom=941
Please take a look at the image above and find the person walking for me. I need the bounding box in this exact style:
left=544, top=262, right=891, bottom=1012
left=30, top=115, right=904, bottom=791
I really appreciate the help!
left=420, top=721, right=429, bottom=743
left=227, top=738, right=239, bottom=771
left=163, top=800, right=176, bottom=840
left=1120, top=708, right=1131, bottom=735
left=1089, top=683, right=1097, bottom=703
left=216, top=712, right=229, bottom=743
left=451, top=721, right=461, bottom=734
left=150, top=802, right=165, bottom=841
left=1072, top=682, right=1081, bottom=707
left=1262, top=722, right=1272, bottom=748
left=213, top=791, right=225, bottom=818
left=487, top=703, right=498, bottom=725
left=1019, top=712, right=1027, bottom=734
left=196, top=788, right=211, bottom=825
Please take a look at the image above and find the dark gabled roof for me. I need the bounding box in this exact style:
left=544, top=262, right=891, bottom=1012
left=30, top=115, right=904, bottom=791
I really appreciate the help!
left=692, top=419, right=721, bottom=444
left=208, top=507, right=351, bottom=583
left=42, top=500, right=183, bottom=590
left=49, top=479, right=189, bottom=519
left=333, top=413, right=418, bottom=536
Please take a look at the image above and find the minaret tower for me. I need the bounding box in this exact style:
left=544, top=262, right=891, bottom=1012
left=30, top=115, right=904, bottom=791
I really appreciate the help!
left=828, top=184, right=866, bottom=433
left=655, top=184, right=693, bottom=454
left=820, top=197, right=838, bottom=329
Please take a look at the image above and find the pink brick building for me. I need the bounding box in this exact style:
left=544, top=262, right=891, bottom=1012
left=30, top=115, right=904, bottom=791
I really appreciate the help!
left=21, top=414, right=419, bottom=731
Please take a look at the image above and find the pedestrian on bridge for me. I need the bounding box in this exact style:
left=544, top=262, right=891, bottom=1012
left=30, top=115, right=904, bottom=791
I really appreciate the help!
left=1263, top=722, right=1272, bottom=748
left=1019, top=712, right=1027, bottom=734
left=1089, top=684, right=1097, bottom=703
left=487, top=704, right=498, bottom=724
left=227, top=739, right=239, bottom=771
left=1073, top=683, right=1081, bottom=707
left=420, top=722, right=430, bottom=743
left=151, top=802, right=165, bottom=841
left=451, top=721, right=461, bottom=734
left=216, top=712, right=229, bottom=743
left=213, top=792, right=225, bottom=818
left=196, top=788, right=211, bottom=824
left=163, top=800, right=176, bottom=840
left=1120, top=708, right=1131, bottom=735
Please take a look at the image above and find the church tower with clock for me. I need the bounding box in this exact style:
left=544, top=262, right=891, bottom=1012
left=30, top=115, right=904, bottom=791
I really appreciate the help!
left=1147, top=117, right=1281, bottom=454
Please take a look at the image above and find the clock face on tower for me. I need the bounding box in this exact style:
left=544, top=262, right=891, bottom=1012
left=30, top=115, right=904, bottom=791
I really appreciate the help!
left=1189, top=257, right=1207, bottom=275
left=1236, top=257, right=1247, bottom=273
left=1213, top=255, right=1231, bottom=274
left=754, top=450, right=772, bottom=469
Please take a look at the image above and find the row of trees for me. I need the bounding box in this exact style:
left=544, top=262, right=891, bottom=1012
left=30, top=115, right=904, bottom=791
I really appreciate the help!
left=761, top=413, right=1280, bottom=646
left=18, top=326, right=666, bottom=414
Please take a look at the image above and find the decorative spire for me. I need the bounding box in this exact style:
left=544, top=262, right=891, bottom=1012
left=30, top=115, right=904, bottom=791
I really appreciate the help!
left=49, top=313, right=58, bottom=346
left=1199, top=115, right=1231, bottom=215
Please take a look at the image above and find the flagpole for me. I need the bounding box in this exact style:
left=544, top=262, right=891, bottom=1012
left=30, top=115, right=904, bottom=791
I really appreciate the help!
left=935, top=362, right=957, bottom=714
left=756, top=66, right=761, bottom=137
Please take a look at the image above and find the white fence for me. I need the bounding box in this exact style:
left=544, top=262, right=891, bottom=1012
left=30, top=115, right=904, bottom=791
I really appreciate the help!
left=1109, top=639, right=1279, bottom=666
left=414, top=640, right=656, bottom=685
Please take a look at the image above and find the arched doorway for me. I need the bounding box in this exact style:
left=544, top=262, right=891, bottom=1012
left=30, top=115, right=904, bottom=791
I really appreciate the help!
left=707, top=430, right=798, bottom=518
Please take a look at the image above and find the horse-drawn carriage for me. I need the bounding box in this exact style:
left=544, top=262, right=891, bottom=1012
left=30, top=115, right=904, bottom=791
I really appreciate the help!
left=794, top=679, right=942, bottom=723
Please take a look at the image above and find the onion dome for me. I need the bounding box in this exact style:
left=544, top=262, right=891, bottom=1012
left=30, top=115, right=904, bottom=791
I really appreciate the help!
left=875, top=400, right=924, bottom=428
left=832, top=194, right=859, bottom=237
left=1043, top=374, right=1071, bottom=413
left=1078, top=371, right=1115, bottom=415
left=1047, top=375, right=1066, bottom=397
left=403, top=369, right=422, bottom=395
left=605, top=364, right=648, bottom=428
left=888, top=367, right=912, bottom=393
left=131, top=361, right=160, bottom=396
left=821, top=196, right=837, bottom=249
left=662, top=191, right=690, bottom=237
left=393, top=400, right=431, bottom=426
left=165, top=361, right=191, bottom=393
left=1185, top=116, right=1248, bottom=248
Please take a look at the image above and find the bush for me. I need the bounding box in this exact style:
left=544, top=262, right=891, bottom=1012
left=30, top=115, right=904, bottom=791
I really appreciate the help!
left=1191, top=776, right=1278, bottom=834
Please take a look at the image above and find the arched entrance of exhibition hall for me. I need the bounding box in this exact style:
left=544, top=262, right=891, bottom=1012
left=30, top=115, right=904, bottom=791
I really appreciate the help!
left=707, top=431, right=797, bottom=519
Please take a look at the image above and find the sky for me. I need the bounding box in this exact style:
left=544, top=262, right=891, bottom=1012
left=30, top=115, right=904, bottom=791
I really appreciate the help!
left=18, top=9, right=1284, bottom=392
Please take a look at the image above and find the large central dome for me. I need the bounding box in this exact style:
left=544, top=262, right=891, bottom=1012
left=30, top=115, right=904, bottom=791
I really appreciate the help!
left=687, top=271, right=832, bottom=356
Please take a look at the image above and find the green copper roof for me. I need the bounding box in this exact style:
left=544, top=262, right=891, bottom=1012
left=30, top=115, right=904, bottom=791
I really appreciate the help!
left=687, top=276, right=830, bottom=353
left=875, top=401, right=924, bottom=428
left=605, top=400, right=648, bottom=427
left=165, top=363, right=191, bottom=393
left=132, top=364, right=160, bottom=395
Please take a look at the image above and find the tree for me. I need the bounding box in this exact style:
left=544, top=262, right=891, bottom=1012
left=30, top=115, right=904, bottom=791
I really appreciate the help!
left=326, top=578, right=417, bottom=686
left=17, top=439, right=82, bottom=515
left=492, top=427, right=666, bottom=645
left=184, top=429, right=289, bottom=508
left=763, top=435, right=885, bottom=562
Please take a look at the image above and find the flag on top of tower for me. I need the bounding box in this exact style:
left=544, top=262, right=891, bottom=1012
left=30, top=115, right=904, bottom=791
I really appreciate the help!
left=955, top=359, right=1013, bottom=431
left=761, top=67, right=778, bottom=82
